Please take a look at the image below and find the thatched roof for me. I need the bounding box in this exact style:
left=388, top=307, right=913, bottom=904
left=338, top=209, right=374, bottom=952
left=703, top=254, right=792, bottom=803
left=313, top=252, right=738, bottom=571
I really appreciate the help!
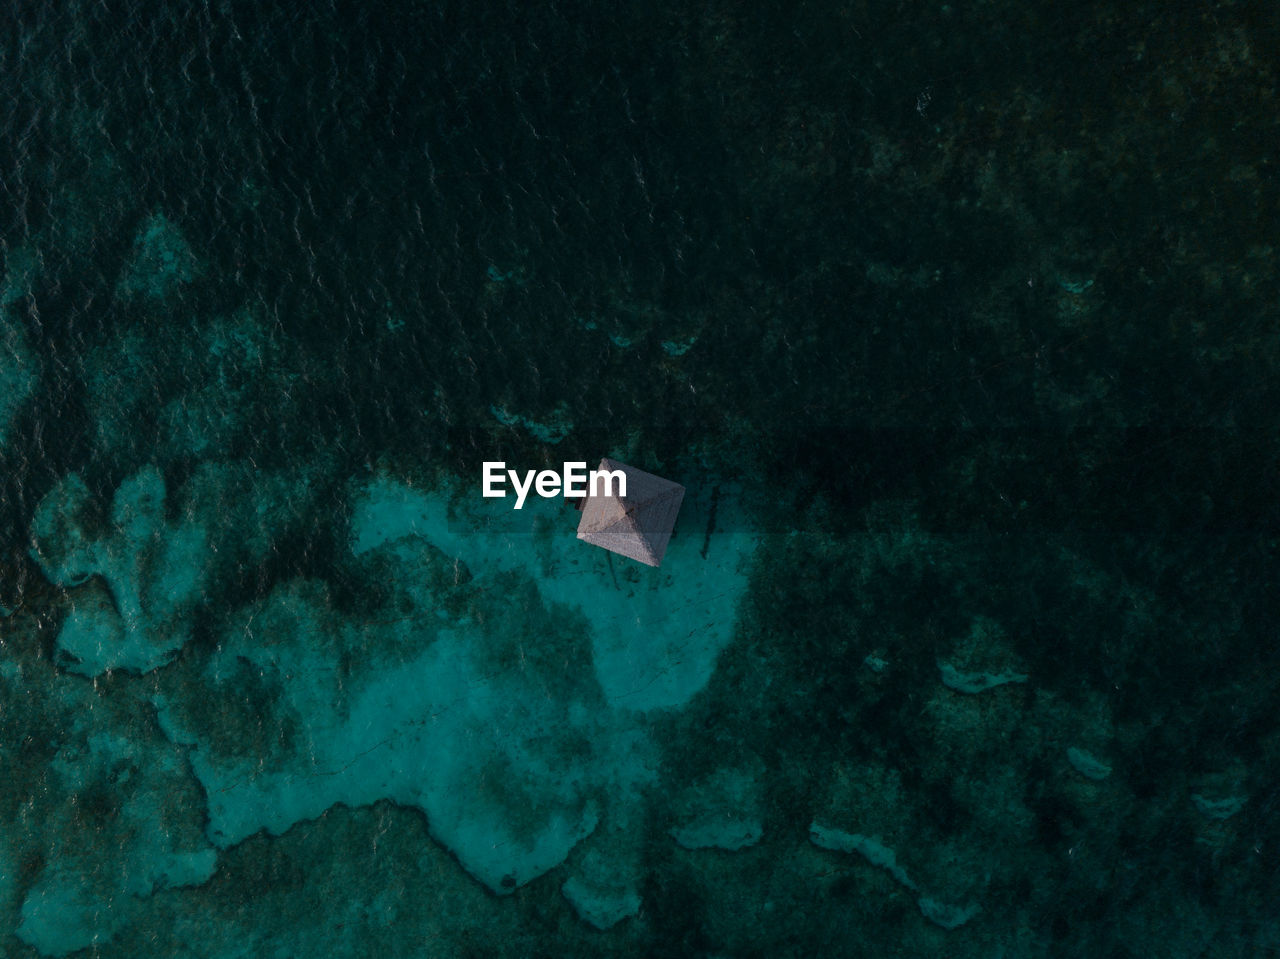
left=575, top=458, right=685, bottom=567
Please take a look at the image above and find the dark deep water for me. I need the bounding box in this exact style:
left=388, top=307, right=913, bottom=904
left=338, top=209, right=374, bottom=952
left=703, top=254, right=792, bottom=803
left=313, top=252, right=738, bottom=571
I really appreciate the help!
left=1, top=0, right=1279, bottom=955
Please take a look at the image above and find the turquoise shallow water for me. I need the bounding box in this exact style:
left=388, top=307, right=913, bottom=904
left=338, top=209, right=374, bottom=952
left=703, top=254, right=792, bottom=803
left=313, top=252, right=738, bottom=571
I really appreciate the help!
left=2, top=1, right=1279, bottom=956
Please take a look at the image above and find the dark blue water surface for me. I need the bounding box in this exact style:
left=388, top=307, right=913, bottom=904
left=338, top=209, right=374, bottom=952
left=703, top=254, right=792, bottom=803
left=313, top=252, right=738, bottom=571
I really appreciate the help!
left=2, top=1, right=1278, bottom=956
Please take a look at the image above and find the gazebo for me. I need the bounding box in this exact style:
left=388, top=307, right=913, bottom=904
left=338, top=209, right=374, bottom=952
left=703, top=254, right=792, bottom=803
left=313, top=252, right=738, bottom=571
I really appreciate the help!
left=575, top=458, right=685, bottom=567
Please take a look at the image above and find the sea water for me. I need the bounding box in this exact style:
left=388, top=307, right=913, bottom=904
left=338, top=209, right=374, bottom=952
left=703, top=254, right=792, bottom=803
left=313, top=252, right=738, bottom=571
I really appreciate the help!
left=1, top=1, right=1277, bottom=956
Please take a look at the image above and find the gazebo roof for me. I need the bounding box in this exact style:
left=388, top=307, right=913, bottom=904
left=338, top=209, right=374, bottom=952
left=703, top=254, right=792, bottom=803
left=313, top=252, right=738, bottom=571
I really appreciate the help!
left=576, top=458, right=685, bottom=567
